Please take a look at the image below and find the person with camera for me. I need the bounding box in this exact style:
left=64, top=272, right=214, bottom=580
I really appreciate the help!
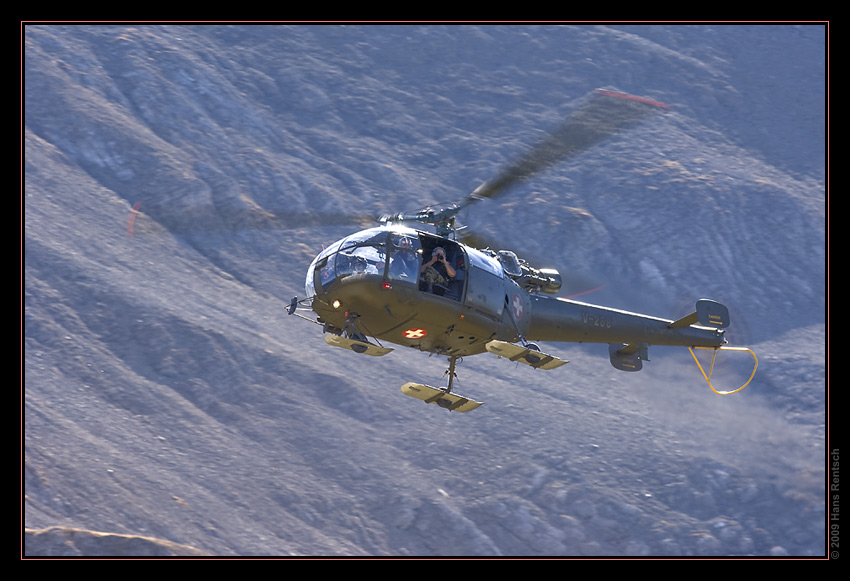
left=420, top=246, right=456, bottom=295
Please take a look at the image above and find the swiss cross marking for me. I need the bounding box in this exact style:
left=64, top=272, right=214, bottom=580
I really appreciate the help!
left=403, top=328, right=428, bottom=339
left=512, top=295, right=524, bottom=319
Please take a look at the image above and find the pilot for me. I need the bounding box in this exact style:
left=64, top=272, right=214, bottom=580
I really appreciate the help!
left=388, top=237, right=418, bottom=280
left=352, top=257, right=379, bottom=275
left=420, top=246, right=456, bottom=294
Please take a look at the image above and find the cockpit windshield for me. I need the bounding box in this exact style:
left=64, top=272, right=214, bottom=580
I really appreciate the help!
left=305, top=227, right=422, bottom=296
left=339, top=232, right=387, bottom=276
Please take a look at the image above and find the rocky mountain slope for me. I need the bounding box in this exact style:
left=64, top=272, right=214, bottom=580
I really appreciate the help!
left=24, top=24, right=826, bottom=557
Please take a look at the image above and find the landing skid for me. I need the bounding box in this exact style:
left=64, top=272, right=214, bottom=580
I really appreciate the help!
left=324, top=334, right=393, bottom=356
left=321, top=308, right=394, bottom=356
left=400, top=355, right=483, bottom=412
left=485, top=340, right=568, bottom=370
left=400, top=382, right=483, bottom=412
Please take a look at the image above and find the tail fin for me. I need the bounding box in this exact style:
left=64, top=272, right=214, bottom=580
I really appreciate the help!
left=671, top=300, right=757, bottom=394
left=669, top=299, right=730, bottom=329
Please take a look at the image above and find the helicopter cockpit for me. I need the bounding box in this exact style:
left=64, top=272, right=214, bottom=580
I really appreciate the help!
left=306, top=227, right=423, bottom=291
left=305, top=226, right=471, bottom=302
left=307, top=228, right=389, bottom=295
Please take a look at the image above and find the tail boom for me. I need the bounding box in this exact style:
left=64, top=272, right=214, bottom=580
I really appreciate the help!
left=522, top=296, right=755, bottom=393
left=525, top=296, right=726, bottom=349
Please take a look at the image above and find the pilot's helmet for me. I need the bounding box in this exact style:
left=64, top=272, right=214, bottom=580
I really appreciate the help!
left=399, top=237, right=413, bottom=250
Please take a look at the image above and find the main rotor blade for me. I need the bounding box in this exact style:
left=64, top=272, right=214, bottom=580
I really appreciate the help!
left=127, top=202, right=377, bottom=238
left=464, top=88, right=669, bottom=205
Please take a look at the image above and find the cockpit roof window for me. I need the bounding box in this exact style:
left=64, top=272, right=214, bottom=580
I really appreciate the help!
left=340, top=229, right=386, bottom=249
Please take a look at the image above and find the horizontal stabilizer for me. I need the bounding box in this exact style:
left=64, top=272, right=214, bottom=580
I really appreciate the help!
left=609, top=343, right=645, bottom=372
left=669, top=299, right=730, bottom=329
left=401, top=383, right=483, bottom=412
left=324, top=334, right=393, bottom=356
left=486, top=340, right=568, bottom=370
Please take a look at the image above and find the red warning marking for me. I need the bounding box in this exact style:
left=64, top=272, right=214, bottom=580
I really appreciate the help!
left=127, top=202, right=142, bottom=237
left=562, top=284, right=606, bottom=300
left=403, top=328, right=428, bottom=339
left=594, top=89, right=670, bottom=109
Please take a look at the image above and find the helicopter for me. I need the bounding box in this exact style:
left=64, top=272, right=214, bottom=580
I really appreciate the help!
left=287, top=88, right=758, bottom=412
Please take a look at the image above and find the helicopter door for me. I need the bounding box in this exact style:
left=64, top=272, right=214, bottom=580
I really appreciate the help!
left=463, top=247, right=505, bottom=319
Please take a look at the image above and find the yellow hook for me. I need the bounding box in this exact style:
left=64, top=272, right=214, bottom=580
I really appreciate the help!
left=688, top=345, right=759, bottom=395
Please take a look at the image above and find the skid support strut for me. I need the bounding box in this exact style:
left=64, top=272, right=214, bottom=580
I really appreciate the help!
left=443, top=356, right=459, bottom=394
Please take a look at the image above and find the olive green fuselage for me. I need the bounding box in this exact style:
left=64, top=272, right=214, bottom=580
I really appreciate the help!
left=307, top=225, right=725, bottom=360
left=312, top=273, right=725, bottom=358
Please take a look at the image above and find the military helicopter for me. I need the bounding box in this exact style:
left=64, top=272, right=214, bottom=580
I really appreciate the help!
left=287, top=89, right=757, bottom=412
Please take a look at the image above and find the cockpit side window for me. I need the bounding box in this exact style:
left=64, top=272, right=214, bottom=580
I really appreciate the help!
left=307, top=239, right=343, bottom=294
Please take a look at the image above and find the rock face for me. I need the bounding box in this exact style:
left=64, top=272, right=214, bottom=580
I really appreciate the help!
left=24, top=24, right=826, bottom=557
left=24, top=527, right=209, bottom=557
